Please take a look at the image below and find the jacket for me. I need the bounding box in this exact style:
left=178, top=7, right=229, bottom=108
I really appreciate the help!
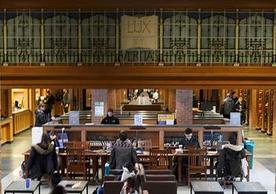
left=35, top=109, right=50, bottom=127
left=217, top=144, right=245, bottom=177
left=110, top=139, right=138, bottom=169
left=101, top=115, right=120, bottom=124
left=179, top=135, right=200, bottom=148
left=27, top=143, right=58, bottom=179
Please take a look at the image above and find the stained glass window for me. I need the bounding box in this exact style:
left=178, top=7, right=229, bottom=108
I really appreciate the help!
left=6, top=11, right=40, bottom=64
left=239, top=12, right=274, bottom=65
left=44, top=11, right=78, bottom=64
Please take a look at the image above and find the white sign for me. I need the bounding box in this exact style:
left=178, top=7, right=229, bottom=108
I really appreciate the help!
left=94, top=102, right=104, bottom=117
left=230, top=112, right=241, bottom=125
left=134, top=114, right=143, bottom=126
left=121, top=15, right=158, bottom=50
left=32, top=127, right=43, bottom=145
left=69, top=111, right=80, bottom=125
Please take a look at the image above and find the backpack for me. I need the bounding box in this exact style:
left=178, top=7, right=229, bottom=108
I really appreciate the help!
left=51, top=172, right=62, bottom=186
left=223, top=98, right=234, bottom=115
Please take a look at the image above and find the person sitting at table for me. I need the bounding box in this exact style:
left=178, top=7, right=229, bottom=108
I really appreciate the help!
left=179, top=128, right=200, bottom=148
left=26, top=133, right=58, bottom=182
left=110, top=131, right=138, bottom=170
left=172, top=128, right=200, bottom=180
left=101, top=108, right=120, bottom=124
left=216, top=133, right=245, bottom=182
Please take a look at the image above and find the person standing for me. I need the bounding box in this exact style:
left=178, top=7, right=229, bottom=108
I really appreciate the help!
left=221, top=92, right=236, bottom=119
left=235, top=97, right=247, bottom=124
left=35, top=103, right=51, bottom=127
left=110, top=131, right=138, bottom=170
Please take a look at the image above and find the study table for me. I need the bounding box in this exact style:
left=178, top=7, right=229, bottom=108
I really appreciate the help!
left=23, top=148, right=251, bottom=183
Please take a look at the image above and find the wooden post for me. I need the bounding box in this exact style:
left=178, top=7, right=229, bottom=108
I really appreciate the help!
left=249, top=89, right=257, bottom=130
left=273, top=89, right=276, bottom=137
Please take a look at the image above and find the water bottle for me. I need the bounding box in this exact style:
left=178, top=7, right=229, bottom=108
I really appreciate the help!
left=25, top=178, right=31, bottom=189
left=104, top=162, right=110, bottom=176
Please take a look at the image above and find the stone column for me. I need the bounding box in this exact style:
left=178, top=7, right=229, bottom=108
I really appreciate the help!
left=176, top=89, right=193, bottom=125
left=91, top=89, right=108, bottom=124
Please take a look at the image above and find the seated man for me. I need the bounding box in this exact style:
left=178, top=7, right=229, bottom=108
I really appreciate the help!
left=110, top=131, right=138, bottom=170
left=179, top=128, right=200, bottom=148
left=26, top=133, right=58, bottom=180
left=217, top=133, right=245, bottom=181
left=173, top=128, right=200, bottom=180
left=101, top=108, right=120, bottom=124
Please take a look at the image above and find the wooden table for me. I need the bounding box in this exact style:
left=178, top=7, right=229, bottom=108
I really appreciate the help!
left=58, top=180, right=88, bottom=194
left=232, top=182, right=267, bottom=194
left=191, top=181, right=224, bottom=194
left=4, top=180, right=40, bottom=194
left=23, top=149, right=251, bottom=183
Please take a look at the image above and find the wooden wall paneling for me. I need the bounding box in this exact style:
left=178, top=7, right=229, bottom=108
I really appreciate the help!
left=2, top=66, right=276, bottom=89
left=273, top=89, right=276, bottom=137
left=108, top=89, right=116, bottom=111
left=249, top=89, right=258, bottom=130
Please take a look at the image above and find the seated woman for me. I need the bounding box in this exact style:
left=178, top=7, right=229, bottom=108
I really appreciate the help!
left=217, top=133, right=245, bottom=181
left=26, top=133, right=58, bottom=181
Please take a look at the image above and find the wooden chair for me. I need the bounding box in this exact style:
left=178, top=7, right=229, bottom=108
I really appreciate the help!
left=64, top=141, right=90, bottom=149
left=66, top=147, right=87, bottom=179
left=149, top=149, right=170, bottom=169
left=187, top=148, right=207, bottom=185
left=139, top=139, right=152, bottom=151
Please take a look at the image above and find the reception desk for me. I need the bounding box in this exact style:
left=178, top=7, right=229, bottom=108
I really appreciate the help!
left=0, top=116, right=14, bottom=144
left=43, top=124, right=242, bottom=149
left=12, top=109, right=32, bottom=134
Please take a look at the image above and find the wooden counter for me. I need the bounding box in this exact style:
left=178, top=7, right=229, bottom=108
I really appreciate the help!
left=0, top=116, right=14, bottom=144
left=43, top=124, right=242, bottom=149
left=12, top=109, right=32, bottom=134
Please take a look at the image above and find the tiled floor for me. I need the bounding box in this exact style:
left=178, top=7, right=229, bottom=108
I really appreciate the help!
left=1, top=128, right=275, bottom=194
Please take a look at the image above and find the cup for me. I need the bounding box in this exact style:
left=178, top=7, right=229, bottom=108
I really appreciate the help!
left=25, top=178, right=31, bottom=189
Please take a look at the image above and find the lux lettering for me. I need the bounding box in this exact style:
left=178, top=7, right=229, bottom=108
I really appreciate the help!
left=127, top=20, right=151, bottom=33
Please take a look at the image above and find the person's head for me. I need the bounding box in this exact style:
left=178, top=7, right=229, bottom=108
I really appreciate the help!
left=50, top=185, right=67, bottom=194
left=124, top=161, right=135, bottom=173
left=229, top=133, right=237, bottom=145
left=238, top=96, right=243, bottom=103
left=230, top=91, right=237, bottom=98
left=107, top=108, right=114, bottom=117
left=15, top=100, right=19, bottom=107
left=40, top=133, right=51, bottom=148
left=123, top=177, right=137, bottom=194
left=184, top=128, right=193, bottom=140
left=119, top=130, right=128, bottom=141
left=38, top=103, right=46, bottom=111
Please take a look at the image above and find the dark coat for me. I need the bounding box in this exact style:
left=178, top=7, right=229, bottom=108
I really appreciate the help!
left=35, top=109, right=50, bottom=127
left=110, top=139, right=138, bottom=169
left=27, top=143, right=58, bottom=179
left=179, top=135, right=200, bottom=148
left=101, top=115, right=120, bottom=124
left=217, top=144, right=245, bottom=177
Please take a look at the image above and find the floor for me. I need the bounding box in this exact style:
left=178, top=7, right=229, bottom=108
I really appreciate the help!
left=1, top=128, right=275, bottom=193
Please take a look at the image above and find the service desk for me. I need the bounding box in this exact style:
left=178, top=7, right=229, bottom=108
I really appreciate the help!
left=12, top=109, right=32, bottom=134
left=0, top=116, right=14, bottom=144
left=43, top=124, right=243, bottom=149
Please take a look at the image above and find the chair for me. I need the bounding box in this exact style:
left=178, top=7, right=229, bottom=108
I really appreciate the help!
left=149, top=149, right=170, bottom=169
left=66, top=147, right=87, bottom=179
left=139, top=139, right=152, bottom=151
left=187, top=148, right=207, bottom=185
